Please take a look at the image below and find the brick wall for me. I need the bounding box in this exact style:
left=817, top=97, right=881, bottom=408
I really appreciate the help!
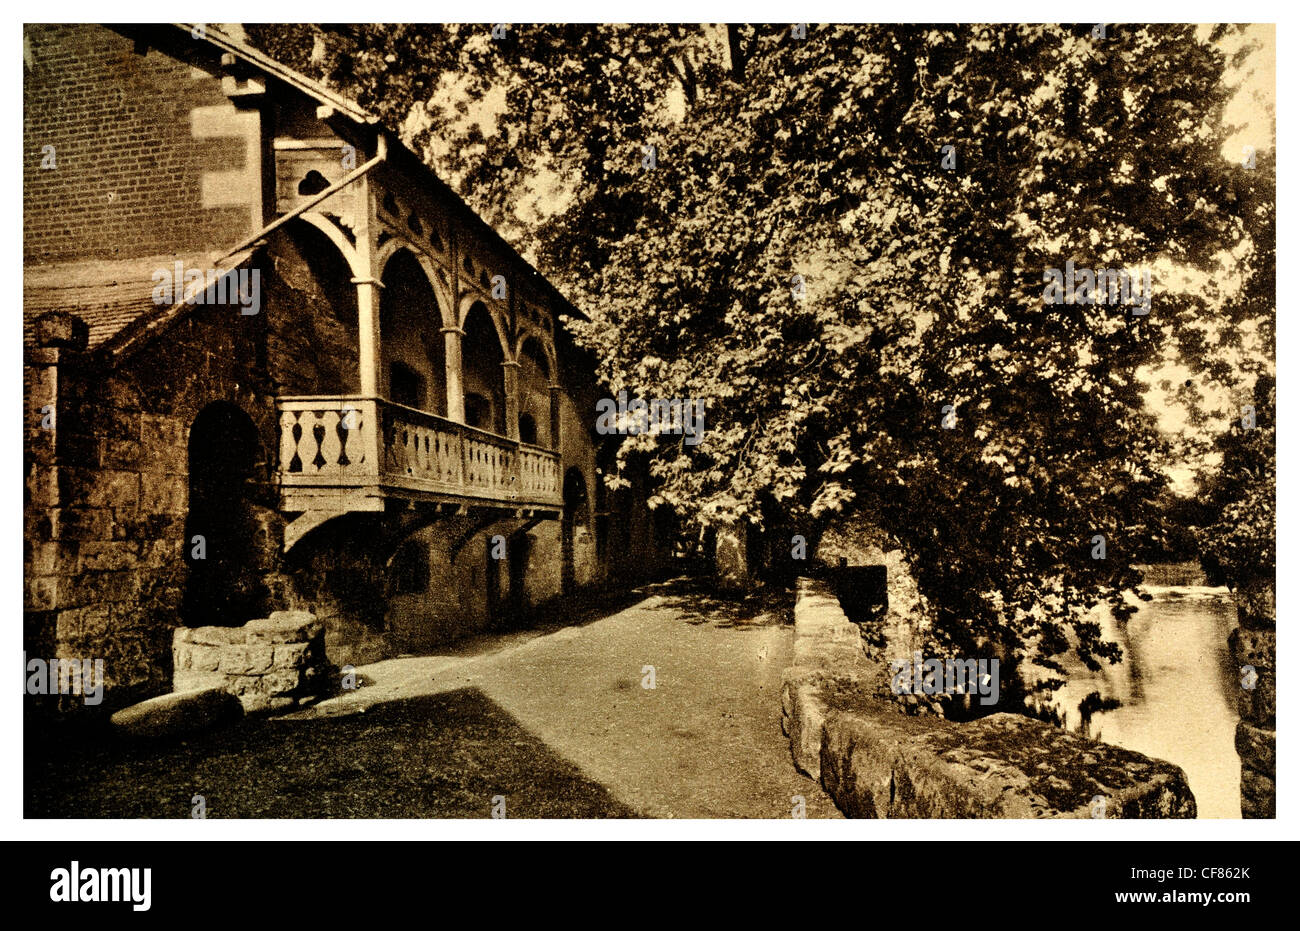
left=23, top=24, right=259, bottom=264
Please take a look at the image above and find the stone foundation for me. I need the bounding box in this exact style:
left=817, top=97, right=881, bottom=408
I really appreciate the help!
left=173, top=610, right=328, bottom=713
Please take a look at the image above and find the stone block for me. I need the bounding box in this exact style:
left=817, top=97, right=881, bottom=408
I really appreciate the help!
left=786, top=576, right=1196, bottom=819
left=139, top=474, right=186, bottom=514
left=1240, top=768, right=1275, bottom=819
left=55, top=507, right=113, bottom=542
left=26, top=576, right=57, bottom=611
left=83, top=470, right=139, bottom=510
left=176, top=626, right=245, bottom=647
left=1235, top=722, right=1275, bottom=776
left=1236, top=673, right=1275, bottom=727
left=77, top=541, right=138, bottom=572
left=263, top=669, right=303, bottom=696
left=184, top=643, right=223, bottom=673
left=57, top=605, right=110, bottom=642
left=782, top=675, right=829, bottom=780
left=100, top=438, right=142, bottom=469
left=246, top=611, right=322, bottom=644
left=225, top=675, right=266, bottom=697
left=109, top=687, right=242, bottom=739
left=27, top=542, right=61, bottom=576
left=173, top=670, right=227, bottom=693
left=1229, top=627, right=1275, bottom=670
left=219, top=645, right=275, bottom=676
left=819, top=707, right=1196, bottom=819
left=239, top=693, right=295, bottom=715
left=74, top=570, right=140, bottom=606
left=34, top=310, right=89, bottom=351
left=272, top=642, right=312, bottom=669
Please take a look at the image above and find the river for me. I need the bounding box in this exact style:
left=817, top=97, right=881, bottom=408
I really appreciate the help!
left=1048, top=565, right=1241, bottom=818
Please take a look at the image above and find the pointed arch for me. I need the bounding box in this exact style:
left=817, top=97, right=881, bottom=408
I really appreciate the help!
left=458, top=293, right=512, bottom=359
left=297, top=211, right=365, bottom=278
left=375, top=237, right=457, bottom=330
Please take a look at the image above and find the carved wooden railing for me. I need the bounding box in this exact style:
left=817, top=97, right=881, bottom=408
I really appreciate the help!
left=276, top=396, right=562, bottom=509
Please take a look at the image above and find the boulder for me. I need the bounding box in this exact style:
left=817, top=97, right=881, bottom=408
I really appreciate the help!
left=109, top=687, right=243, bottom=739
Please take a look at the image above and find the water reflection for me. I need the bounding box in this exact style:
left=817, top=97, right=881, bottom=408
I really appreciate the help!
left=1049, top=579, right=1241, bottom=819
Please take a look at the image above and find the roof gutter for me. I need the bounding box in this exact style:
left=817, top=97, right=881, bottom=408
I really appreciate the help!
left=217, top=132, right=389, bottom=262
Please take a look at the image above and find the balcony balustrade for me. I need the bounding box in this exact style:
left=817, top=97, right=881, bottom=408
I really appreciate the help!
left=276, top=395, right=562, bottom=515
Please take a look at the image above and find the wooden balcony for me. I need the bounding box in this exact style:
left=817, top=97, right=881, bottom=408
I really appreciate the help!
left=276, top=396, right=563, bottom=533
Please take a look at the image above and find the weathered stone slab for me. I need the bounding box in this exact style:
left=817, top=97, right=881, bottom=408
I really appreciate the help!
left=175, top=626, right=244, bottom=647
left=782, top=675, right=831, bottom=780
left=109, top=687, right=242, bottom=739
left=245, top=612, right=322, bottom=644
left=820, top=705, right=1194, bottom=818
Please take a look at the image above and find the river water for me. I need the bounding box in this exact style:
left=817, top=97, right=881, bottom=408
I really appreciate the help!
left=1048, top=570, right=1241, bottom=818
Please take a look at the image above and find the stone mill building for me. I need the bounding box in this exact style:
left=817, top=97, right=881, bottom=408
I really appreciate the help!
left=24, top=23, right=671, bottom=706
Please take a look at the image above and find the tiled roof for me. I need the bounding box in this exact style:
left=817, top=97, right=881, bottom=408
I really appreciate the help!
left=23, top=251, right=255, bottom=352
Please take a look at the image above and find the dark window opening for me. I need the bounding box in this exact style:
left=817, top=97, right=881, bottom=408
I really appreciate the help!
left=391, top=540, right=431, bottom=595
left=390, top=362, right=425, bottom=409
left=298, top=170, right=330, bottom=196
left=519, top=412, right=538, bottom=445
left=465, top=392, right=492, bottom=430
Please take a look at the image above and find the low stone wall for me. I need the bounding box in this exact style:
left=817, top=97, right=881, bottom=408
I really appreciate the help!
left=783, top=578, right=1196, bottom=818
left=173, top=611, right=328, bottom=713
left=1230, top=575, right=1275, bottom=818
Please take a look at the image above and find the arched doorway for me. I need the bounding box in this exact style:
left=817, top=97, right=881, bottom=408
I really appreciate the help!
left=183, top=402, right=267, bottom=627
left=562, top=467, right=589, bottom=595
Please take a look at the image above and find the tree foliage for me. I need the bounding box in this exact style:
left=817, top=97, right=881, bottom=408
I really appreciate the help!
left=247, top=23, right=1274, bottom=688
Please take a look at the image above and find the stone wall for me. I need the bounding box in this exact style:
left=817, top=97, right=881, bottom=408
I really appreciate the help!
left=1230, top=575, right=1275, bottom=818
left=173, top=610, right=328, bottom=713
left=782, top=577, right=1196, bottom=818
left=25, top=290, right=276, bottom=701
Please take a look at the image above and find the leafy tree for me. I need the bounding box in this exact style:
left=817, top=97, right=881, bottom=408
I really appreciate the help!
left=247, top=24, right=1272, bottom=699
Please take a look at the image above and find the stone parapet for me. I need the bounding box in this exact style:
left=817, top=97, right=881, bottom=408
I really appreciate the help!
left=783, top=577, right=1196, bottom=818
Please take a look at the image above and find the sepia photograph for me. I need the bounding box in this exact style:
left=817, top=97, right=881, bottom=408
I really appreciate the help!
left=18, top=12, right=1279, bottom=859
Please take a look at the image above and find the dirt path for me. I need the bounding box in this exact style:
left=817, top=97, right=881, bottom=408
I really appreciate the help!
left=297, top=586, right=840, bottom=818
